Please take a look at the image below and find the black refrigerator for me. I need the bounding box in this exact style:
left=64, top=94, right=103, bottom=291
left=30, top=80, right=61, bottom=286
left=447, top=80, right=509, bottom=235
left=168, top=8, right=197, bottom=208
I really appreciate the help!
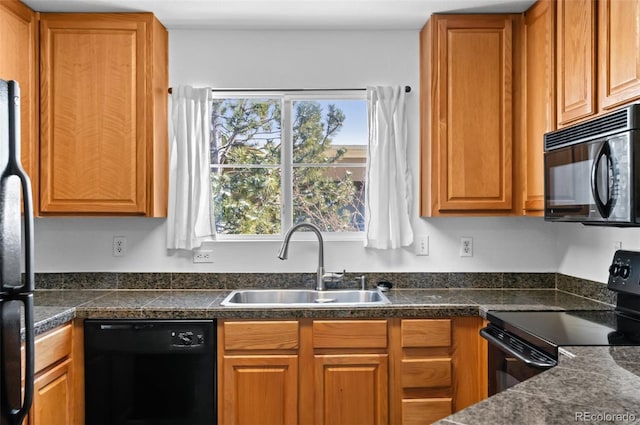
left=0, top=79, right=35, bottom=425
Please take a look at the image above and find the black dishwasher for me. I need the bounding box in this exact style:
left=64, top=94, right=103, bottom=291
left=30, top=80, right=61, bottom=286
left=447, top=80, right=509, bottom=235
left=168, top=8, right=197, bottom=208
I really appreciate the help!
left=84, top=319, right=216, bottom=425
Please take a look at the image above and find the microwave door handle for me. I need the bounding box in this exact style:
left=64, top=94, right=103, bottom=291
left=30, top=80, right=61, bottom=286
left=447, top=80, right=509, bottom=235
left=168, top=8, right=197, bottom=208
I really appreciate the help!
left=590, top=141, right=614, bottom=218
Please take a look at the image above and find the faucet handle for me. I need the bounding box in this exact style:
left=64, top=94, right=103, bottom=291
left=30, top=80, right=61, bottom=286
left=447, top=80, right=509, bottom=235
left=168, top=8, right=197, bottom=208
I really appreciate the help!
left=323, top=269, right=345, bottom=283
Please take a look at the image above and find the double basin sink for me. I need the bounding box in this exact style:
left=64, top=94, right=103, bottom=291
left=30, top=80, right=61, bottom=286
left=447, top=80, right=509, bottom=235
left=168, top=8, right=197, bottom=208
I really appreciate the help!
left=221, top=288, right=391, bottom=307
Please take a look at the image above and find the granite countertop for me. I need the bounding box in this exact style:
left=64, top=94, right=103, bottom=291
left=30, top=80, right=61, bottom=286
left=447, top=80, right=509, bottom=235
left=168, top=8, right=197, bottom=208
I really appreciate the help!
left=31, top=287, right=639, bottom=424
left=31, top=287, right=613, bottom=334
left=436, top=346, right=640, bottom=425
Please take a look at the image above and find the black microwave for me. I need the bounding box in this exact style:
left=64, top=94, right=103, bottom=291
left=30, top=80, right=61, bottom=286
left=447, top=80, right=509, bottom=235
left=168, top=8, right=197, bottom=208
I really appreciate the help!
left=544, top=104, right=640, bottom=226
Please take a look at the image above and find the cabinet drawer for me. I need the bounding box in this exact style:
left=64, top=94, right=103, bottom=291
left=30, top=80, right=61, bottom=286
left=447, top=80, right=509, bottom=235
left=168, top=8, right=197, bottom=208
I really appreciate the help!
left=402, top=398, right=452, bottom=425
left=32, top=324, right=72, bottom=374
left=401, top=319, right=451, bottom=348
left=223, top=321, right=299, bottom=350
left=401, top=358, right=451, bottom=388
left=312, top=320, right=387, bottom=349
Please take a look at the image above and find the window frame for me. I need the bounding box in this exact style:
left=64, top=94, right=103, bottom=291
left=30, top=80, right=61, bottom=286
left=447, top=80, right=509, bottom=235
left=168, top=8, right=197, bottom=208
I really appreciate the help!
left=210, top=90, right=368, bottom=242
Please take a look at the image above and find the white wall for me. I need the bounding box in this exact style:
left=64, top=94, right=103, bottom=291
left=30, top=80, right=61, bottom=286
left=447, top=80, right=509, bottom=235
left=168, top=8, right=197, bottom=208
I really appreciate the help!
left=33, top=29, right=559, bottom=273
left=555, top=223, right=640, bottom=284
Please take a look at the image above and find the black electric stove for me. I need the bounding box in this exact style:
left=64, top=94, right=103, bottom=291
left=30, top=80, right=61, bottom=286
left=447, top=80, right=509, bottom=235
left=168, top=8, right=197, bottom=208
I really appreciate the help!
left=481, top=250, right=640, bottom=395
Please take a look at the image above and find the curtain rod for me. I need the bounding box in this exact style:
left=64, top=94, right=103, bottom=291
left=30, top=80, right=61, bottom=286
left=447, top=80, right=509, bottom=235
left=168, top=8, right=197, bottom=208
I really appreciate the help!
left=167, top=86, right=411, bottom=94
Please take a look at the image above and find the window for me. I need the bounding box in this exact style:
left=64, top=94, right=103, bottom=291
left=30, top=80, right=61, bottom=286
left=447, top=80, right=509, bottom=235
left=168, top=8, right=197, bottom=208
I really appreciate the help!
left=210, top=92, right=367, bottom=238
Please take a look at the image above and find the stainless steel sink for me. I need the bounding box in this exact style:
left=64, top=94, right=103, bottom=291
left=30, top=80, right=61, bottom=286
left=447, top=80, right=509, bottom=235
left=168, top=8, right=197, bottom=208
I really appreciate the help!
left=220, top=289, right=391, bottom=307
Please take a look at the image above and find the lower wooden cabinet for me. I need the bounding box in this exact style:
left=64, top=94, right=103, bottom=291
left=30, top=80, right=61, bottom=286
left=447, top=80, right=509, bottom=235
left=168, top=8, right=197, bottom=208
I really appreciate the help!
left=24, top=322, right=82, bottom=425
left=314, top=354, right=388, bottom=425
left=219, top=317, right=486, bottom=425
left=30, top=358, right=73, bottom=425
left=222, top=355, right=298, bottom=425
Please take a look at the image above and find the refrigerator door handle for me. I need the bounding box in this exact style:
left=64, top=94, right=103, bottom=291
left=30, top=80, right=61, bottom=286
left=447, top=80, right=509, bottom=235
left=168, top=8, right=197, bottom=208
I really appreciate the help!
left=16, top=173, right=33, bottom=294
left=1, top=295, right=34, bottom=425
left=5, top=81, right=34, bottom=294
left=10, top=295, right=34, bottom=425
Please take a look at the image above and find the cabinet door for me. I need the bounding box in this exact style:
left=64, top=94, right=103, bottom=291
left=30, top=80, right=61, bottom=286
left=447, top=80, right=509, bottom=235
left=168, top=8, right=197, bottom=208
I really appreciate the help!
left=0, top=1, right=39, bottom=213
left=221, top=355, right=298, bottom=425
left=523, top=0, right=555, bottom=214
left=314, top=354, right=388, bottom=425
left=433, top=15, right=514, bottom=212
left=39, top=15, right=147, bottom=214
left=30, top=358, right=73, bottom=425
left=556, top=0, right=596, bottom=125
left=598, top=0, right=640, bottom=110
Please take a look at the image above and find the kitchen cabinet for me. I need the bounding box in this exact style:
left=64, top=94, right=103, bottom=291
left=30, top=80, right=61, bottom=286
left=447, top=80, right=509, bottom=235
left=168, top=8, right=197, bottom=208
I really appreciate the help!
left=397, top=319, right=452, bottom=425
left=31, top=359, right=73, bottom=425
left=219, top=321, right=300, bottom=425
left=420, top=14, right=521, bottom=216
left=26, top=323, right=76, bottom=425
left=310, top=320, right=388, bottom=425
left=557, top=0, right=640, bottom=126
left=39, top=13, right=168, bottom=216
left=556, top=0, right=596, bottom=126
left=389, top=317, right=486, bottom=425
left=597, top=0, right=640, bottom=111
left=0, top=1, right=39, bottom=212
left=522, top=0, right=556, bottom=215
left=219, top=317, right=486, bottom=425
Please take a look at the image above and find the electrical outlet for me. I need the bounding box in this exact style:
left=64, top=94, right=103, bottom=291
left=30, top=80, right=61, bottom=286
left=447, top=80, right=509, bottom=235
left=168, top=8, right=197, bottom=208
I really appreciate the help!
left=193, top=250, right=214, bottom=263
left=416, top=235, right=429, bottom=256
left=460, top=237, right=473, bottom=257
left=113, top=236, right=127, bottom=257
left=614, top=241, right=622, bottom=251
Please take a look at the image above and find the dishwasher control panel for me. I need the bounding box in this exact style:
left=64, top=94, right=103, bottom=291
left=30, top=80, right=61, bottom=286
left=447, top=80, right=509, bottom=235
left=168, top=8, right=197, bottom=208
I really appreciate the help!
left=171, top=330, right=206, bottom=347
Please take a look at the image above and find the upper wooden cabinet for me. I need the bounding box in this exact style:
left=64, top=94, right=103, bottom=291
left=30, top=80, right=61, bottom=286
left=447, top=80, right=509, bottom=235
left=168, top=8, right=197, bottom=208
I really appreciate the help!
left=522, top=0, right=555, bottom=215
left=420, top=14, right=520, bottom=216
left=556, top=0, right=596, bottom=126
left=598, top=0, right=640, bottom=111
left=0, top=1, right=39, bottom=212
left=557, top=0, right=640, bottom=127
left=39, top=13, right=168, bottom=216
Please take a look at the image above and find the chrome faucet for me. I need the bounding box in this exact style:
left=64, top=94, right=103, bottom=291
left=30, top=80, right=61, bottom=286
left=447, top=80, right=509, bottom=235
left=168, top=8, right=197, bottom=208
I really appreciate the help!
left=277, top=223, right=332, bottom=291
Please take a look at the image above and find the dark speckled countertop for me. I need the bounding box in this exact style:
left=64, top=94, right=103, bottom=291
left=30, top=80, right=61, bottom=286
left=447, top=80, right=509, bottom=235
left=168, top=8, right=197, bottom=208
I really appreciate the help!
left=33, top=287, right=638, bottom=425
left=435, top=346, right=640, bottom=425
left=35, top=289, right=611, bottom=333
left=31, top=287, right=611, bottom=333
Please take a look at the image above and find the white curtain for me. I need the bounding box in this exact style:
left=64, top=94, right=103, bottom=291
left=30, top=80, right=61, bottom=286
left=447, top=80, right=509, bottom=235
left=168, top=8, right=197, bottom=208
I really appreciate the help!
left=364, top=86, right=413, bottom=249
left=167, top=86, right=215, bottom=250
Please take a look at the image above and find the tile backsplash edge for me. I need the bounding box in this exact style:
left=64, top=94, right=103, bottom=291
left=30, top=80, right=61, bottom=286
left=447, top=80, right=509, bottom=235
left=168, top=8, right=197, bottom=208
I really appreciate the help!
left=34, top=271, right=559, bottom=291
left=555, top=273, right=616, bottom=306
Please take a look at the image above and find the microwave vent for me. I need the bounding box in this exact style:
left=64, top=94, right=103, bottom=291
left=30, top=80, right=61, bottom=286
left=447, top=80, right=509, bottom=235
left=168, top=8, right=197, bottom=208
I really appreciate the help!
left=544, top=105, right=640, bottom=150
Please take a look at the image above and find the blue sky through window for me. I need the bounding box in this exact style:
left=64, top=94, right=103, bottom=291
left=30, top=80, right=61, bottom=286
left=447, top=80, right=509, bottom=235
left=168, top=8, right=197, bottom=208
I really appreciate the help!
left=316, top=100, right=367, bottom=146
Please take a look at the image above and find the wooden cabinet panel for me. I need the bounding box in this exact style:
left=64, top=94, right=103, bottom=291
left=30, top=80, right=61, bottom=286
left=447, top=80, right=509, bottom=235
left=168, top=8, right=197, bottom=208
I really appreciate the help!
left=598, top=0, right=640, bottom=110
left=0, top=1, right=39, bottom=213
left=39, top=13, right=168, bottom=216
left=401, top=358, right=452, bottom=389
left=314, top=354, right=388, bottom=425
left=556, top=0, right=596, bottom=125
left=312, top=320, right=387, bottom=349
left=421, top=14, right=517, bottom=215
left=33, top=324, right=72, bottom=373
left=523, top=0, right=555, bottom=215
left=30, top=358, right=73, bottom=425
left=222, top=355, right=298, bottom=425
left=401, top=319, right=451, bottom=348
left=223, top=321, right=299, bottom=350
left=402, top=398, right=452, bottom=425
